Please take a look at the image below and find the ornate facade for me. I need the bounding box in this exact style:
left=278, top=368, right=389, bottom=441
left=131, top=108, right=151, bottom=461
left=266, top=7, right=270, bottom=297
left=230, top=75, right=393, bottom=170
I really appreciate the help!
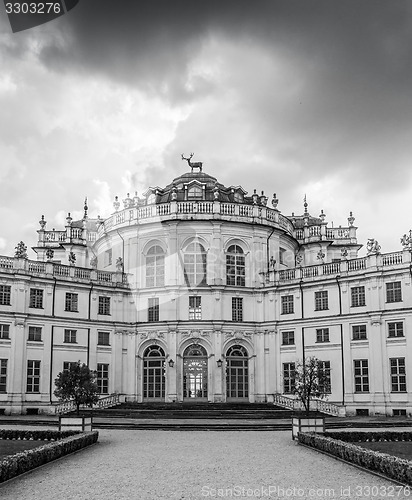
left=0, top=167, right=411, bottom=416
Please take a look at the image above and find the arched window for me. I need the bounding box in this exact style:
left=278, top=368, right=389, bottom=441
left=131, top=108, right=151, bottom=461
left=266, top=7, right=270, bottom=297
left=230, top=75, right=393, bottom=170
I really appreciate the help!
left=188, top=185, right=203, bottom=199
left=146, top=245, right=165, bottom=287
left=226, top=344, right=248, bottom=400
left=147, top=193, right=156, bottom=204
left=233, top=191, right=243, bottom=203
left=184, top=242, right=207, bottom=287
left=143, top=345, right=165, bottom=400
left=226, top=245, right=245, bottom=286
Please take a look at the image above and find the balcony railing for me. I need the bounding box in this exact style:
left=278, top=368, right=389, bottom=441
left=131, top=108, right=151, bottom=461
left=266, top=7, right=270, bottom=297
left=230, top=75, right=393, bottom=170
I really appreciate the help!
left=0, top=257, right=127, bottom=287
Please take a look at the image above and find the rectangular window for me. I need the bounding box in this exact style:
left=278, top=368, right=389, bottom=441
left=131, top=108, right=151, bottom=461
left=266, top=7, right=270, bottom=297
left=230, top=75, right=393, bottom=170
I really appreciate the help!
left=386, top=282, right=402, bottom=303
left=65, top=293, right=78, bottom=312
left=29, top=288, right=44, bottom=309
left=98, top=296, right=111, bottom=315
left=0, top=359, right=7, bottom=393
left=316, top=328, right=329, bottom=343
left=189, top=296, right=202, bottom=320
left=104, top=249, right=112, bottom=267
left=317, top=361, right=331, bottom=394
left=98, top=331, right=110, bottom=346
left=232, top=297, right=243, bottom=322
left=283, top=362, right=295, bottom=394
left=352, top=325, right=367, bottom=341
left=279, top=248, right=286, bottom=265
left=351, top=286, right=365, bottom=307
left=282, top=331, right=295, bottom=346
left=314, top=291, right=328, bottom=311
left=390, top=358, right=406, bottom=392
left=388, top=322, right=404, bottom=338
left=281, top=295, right=294, bottom=315
left=63, top=361, right=77, bottom=372
left=148, top=298, right=159, bottom=322
left=0, top=324, right=10, bottom=340
left=354, top=359, right=369, bottom=392
left=26, top=360, right=40, bottom=393
left=28, top=326, right=42, bottom=342
left=0, top=285, right=11, bottom=306
left=97, top=363, right=109, bottom=394
left=64, top=329, right=77, bottom=343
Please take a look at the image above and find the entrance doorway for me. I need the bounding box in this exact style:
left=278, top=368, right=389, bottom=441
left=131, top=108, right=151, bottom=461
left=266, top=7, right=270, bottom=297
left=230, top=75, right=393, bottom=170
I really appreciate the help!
left=143, top=345, right=165, bottom=401
left=183, top=345, right=208, bottom=400
left=226, top=345, right=249, bottom=401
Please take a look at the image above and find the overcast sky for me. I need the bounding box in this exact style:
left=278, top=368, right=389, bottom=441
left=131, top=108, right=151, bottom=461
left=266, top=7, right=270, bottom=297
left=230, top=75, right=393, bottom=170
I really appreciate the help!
left=0, top=0, right=411, bottom=258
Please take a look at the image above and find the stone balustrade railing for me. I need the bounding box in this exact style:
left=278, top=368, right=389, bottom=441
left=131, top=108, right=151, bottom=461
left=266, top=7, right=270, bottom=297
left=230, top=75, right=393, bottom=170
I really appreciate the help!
left=54, top=393, right=120, bottom=414
left=273, top=393, right=345, bottom=416
left=99, top=201, right=295, bottom=237
left=0, top=256, right=128, bottom=287
left=278, top=250, right=409, bottom=283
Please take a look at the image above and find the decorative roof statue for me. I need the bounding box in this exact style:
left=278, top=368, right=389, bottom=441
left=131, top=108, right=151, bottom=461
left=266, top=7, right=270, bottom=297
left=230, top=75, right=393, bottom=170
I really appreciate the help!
left=271, top=193, right=279, bottom=209
left=68, top=251, right=76, bottom=266
left=366, top=238, right=381, bottom=255
left=90, top=256, right=98, bottom=269
left=400, top=230, right=412, bottom=250
left=116, top=257, right=123, bottom=272
left=316, top=249, right=325, bottom=262
left=14, top=241, right=28, bottom=259
left=181, top=153, right=203, bottom=173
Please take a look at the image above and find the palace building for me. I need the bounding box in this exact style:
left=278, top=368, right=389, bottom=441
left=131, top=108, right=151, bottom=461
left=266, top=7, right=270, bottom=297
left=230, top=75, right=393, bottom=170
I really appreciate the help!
left=0, top=164, right=411, bottom=416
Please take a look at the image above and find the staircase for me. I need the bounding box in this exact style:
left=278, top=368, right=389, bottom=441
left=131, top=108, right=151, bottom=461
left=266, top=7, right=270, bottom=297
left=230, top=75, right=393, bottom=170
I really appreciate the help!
left=75, top=402, right=295, bottom=430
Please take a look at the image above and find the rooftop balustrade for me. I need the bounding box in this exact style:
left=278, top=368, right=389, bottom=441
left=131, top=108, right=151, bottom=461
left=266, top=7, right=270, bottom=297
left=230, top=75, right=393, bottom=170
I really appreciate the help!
left=0, top=256, right=128, bottom=287
left=97, top=200, right=356, bottom=246
left=98, top=200, right=296, bottom=237
left=277, top=250, right=409, bottom=284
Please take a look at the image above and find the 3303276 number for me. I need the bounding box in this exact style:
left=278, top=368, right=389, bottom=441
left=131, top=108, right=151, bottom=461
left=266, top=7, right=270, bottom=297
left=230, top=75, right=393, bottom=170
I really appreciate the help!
left=5, top=3, right=62, bottom=14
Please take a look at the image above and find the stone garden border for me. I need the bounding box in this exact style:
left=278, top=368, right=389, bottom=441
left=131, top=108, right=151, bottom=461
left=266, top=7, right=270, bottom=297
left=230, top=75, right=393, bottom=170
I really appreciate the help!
left=0, top=428, right=99, bottom=483
left=298, top=431, right=412, bottom=486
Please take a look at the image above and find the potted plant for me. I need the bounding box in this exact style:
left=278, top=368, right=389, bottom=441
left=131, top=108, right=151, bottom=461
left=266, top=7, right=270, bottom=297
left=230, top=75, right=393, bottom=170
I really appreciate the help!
left=54, top=362, right=100, bottom=431
left=291, top=356, right=328, bottom=439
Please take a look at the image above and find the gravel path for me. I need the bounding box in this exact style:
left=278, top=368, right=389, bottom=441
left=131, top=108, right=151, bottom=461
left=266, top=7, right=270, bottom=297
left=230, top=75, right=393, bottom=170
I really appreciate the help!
left=0, top=430, right=410, bottom=499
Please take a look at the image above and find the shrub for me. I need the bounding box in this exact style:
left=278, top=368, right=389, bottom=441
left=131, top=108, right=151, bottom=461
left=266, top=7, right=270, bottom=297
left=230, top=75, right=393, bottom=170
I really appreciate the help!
left=0, top=430, right=98, bottom=483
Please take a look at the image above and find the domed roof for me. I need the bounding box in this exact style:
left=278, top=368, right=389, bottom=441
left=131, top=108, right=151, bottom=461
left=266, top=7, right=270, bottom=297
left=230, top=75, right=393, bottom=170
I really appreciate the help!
left=153, top=168, right=254, bottom=204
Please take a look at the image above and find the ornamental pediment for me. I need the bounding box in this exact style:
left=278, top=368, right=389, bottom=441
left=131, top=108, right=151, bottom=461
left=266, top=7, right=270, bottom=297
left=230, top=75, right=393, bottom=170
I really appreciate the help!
left=181, top=330, right=211, bottom=339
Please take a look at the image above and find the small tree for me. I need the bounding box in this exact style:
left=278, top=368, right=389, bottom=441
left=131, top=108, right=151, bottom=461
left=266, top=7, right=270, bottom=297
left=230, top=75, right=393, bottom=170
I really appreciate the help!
left=54, top=362, right=100, bottom=415
left=293, top=356, right=329, bottom=415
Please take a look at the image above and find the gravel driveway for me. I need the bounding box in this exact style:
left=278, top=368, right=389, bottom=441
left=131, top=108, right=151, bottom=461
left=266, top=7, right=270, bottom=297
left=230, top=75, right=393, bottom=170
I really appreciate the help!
left=0, top=430, right=410, bottom=499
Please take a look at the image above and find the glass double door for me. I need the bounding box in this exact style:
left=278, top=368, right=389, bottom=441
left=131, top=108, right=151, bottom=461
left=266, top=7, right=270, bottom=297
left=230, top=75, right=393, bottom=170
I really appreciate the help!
left=226, top=345, right=249, bottom=401
left=183, top=345, right=208, bottom=400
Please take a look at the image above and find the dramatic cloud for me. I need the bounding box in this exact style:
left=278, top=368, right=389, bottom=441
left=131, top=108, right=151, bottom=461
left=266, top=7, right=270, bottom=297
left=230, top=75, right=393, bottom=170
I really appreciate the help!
left=0, top=0, right=412, bottom=255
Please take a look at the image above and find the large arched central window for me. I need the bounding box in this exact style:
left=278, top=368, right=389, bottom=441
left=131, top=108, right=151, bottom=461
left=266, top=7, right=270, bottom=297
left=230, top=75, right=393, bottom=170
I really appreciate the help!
left=146, top=245, right=165, bottom=287
left=226, top=245, right=245, bottom=286
left=183, top=242, right=207, bottom=287
left=188, top=185, right=203, bottom=199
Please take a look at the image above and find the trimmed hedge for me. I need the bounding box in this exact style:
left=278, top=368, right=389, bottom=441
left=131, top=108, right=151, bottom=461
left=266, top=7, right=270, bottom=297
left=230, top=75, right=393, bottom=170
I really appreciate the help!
left=298, top=432, right=412, bottom=485
left=0, top=429, right=80, bottom=441
left=325, top=431, right=412, bottom=443
left=0, top=430, right=99, bottom=483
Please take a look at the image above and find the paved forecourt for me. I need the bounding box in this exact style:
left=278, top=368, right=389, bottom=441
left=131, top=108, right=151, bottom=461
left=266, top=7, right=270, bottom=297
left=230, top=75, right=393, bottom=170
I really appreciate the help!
left=0, top=429, right=410, bottom=499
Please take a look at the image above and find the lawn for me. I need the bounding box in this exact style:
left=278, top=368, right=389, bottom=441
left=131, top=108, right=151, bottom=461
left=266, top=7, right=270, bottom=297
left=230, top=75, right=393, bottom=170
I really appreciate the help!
left=0, top=440, right=49, bottom=460
left=357, top=441, right=412, bottom=461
